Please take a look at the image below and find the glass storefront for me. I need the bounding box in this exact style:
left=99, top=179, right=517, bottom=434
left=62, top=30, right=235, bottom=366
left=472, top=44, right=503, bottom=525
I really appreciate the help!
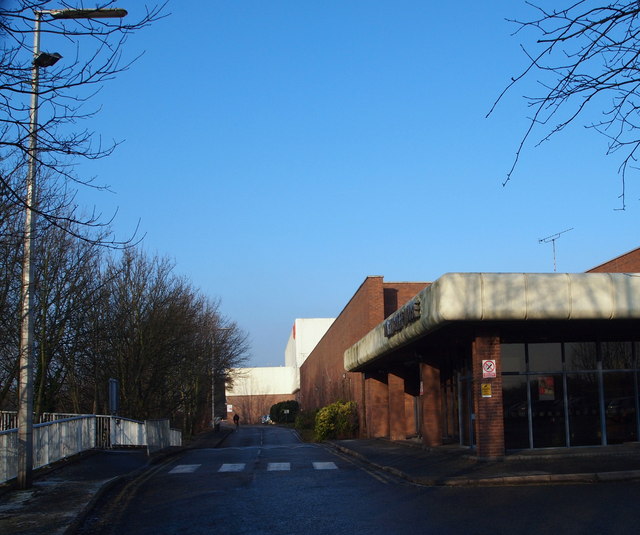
left=502, top=341, right=640, bottom=450
left=604, top=372, right=638, bottom=443
left=566, top=373, right=600, bottom=446
left=503, top=375, right=529, bottom=449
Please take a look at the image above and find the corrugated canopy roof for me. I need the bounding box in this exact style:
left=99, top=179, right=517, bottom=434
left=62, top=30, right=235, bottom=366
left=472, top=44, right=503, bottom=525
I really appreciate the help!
left=344, top=272, right=640, bottom=372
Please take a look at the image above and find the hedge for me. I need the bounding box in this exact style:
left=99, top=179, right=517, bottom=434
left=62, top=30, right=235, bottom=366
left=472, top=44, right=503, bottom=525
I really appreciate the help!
left=269, top=400, right=299, bottom=423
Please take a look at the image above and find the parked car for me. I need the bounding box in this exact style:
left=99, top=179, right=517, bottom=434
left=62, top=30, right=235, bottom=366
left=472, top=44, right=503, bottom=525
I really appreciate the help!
left=261, top=414, right=272, bottom=424
left=606, top=397, right=637, bottom=422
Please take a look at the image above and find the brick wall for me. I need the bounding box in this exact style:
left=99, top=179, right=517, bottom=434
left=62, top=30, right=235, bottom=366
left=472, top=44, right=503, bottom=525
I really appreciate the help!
left=299, top=277, right=429, bottom=435
left=299, top=277, right=384, bottom=417
left=226, top=394, right=294, bottom=424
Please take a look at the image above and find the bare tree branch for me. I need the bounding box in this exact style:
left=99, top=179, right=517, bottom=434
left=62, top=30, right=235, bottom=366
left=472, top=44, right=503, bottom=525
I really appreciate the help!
left=489, top=1, right=640, bottom=208
left=0, top=1, right=167, bottom=244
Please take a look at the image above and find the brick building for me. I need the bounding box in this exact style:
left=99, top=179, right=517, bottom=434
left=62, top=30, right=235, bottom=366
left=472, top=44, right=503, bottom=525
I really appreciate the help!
left=299, top=248, right=640, bottom=458
left=587, top=246, right=640, bottom=273
left=298, top=277, right=429, bottom=436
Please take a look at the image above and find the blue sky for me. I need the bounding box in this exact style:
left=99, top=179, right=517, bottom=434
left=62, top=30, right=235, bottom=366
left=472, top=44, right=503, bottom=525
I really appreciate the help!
left=58, top=1, right=640, bottom=366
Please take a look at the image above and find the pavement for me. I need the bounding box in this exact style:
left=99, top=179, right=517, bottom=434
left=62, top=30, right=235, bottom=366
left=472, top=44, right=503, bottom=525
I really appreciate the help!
left=2, top=428, right=640, bottom=534
left=331, top=438, right=640, bottom=486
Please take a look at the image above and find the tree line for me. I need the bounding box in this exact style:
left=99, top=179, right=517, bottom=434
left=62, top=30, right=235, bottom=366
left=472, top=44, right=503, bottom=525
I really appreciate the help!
left=0, top=203, right=249, bottom=436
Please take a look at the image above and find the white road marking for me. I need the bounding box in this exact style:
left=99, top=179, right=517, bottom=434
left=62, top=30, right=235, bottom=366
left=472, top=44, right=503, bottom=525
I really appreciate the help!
left=313, top=462, right=338, bottom=470
left=218, top=463, right=246, bottom=472
left=169, top=464, right=201, bottom=474
left=267, top=463, right=291, bottom=471
left=172, top=461, right=342, bottom=474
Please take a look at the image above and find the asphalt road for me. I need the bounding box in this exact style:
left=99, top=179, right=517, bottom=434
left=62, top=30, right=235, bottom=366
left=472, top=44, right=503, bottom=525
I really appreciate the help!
left=76, top=425, right=640, bottom=535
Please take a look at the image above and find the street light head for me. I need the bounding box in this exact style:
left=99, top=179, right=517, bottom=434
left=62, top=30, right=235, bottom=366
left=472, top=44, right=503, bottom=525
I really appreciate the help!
left=48, top=9, right=128, bottom=20
left=35, top=52, right=62, bottom=68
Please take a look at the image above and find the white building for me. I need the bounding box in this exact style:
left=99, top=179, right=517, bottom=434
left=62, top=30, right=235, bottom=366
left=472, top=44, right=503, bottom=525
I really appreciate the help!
left=226, top=318, right=334, bottom=423
left=284, top=318, right=335, bottom=369
left=226, top=366, right=298, bottom=398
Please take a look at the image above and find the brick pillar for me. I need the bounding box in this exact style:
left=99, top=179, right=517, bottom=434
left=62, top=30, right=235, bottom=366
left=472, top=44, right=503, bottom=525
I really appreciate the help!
left=388, top=372, right=406, bottom=440
left=404, top=391, right=416, bottom=437
left=420, top=363, right=442, bottom=447
left=472, top=331, right=504, bottom=459
left=365, top=372, right=389, bottom=438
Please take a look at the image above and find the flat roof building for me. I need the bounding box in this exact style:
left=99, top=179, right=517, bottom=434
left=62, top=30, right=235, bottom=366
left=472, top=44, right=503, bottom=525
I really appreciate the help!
left=344, top=272, right=640, bottom=458
left=298, top=247, right=640, bottom=458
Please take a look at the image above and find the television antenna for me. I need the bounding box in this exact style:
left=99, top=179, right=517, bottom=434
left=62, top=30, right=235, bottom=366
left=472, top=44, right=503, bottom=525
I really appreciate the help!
left=539, top=228, right=573, bottom=272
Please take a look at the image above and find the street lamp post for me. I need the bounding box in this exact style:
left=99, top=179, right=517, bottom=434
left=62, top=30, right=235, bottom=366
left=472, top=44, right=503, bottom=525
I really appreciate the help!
left=17, top=7, right=127, bottom=490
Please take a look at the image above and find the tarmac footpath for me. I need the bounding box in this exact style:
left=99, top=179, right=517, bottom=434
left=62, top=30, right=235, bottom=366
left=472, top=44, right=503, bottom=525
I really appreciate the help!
left=331, top=438, right=640, bottom=486
left=0, top=427, right=232, bottom=535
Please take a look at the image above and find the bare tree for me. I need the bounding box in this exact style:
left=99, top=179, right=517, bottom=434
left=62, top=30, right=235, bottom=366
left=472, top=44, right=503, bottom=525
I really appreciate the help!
left=97, top=249, right=250, bottom=435
left=0, top=1, right=165, bottom=241
left=32, top=216, right=105, bottom=414
left=490, top=1, right=640, bottom=209
left=0, top=192, right=106, bottom=411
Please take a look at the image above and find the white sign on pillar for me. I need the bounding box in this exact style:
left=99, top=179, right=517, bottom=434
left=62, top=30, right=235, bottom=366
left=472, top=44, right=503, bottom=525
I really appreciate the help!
left=482, top=360, right=496, bottom=378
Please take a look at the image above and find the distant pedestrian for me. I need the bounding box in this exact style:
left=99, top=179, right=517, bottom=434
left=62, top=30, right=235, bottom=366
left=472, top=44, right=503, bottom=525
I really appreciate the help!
left=233, top=413, right=240, bottom=430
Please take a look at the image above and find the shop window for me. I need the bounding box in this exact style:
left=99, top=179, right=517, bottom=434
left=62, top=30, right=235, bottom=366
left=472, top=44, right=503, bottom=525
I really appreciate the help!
left=528, top=343, right=562, bottom=373
left=531, top=375, right=566, bottom=448
left=459, top=377, right=474, bottom=447
left=565, top=342, right=597, bottom=371
left=501, top=344, right=526, bottom=373
left=500, top=340, right=640, bottom=450
left=601, top=342, right=634, bottom=370
left=566, top=373, right=601, bottom=446
left=503, top=375, right=529, bottom=449
left=604, top=372, right=638, bottom=444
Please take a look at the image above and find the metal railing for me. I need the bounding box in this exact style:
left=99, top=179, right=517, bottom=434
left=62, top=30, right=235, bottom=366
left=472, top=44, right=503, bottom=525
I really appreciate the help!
left=144, top=419, right=183, bottom=454
left=1, top=411, right=84, bottom=431
left=1, top=415, right=95, bottom=484
left=104, top=416, right=147, bottom=447
left=0, top=413, right=182, bottom=484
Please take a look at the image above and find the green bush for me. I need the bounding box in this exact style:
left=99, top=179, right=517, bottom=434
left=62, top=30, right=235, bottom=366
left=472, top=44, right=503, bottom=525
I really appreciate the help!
left=294, top=409, right=318, bottom=442
left=269, top=400, right=299, bottom=424
left=294, top=409, right=317, bottom=431
left=314, top=400, right=358, bottom=441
